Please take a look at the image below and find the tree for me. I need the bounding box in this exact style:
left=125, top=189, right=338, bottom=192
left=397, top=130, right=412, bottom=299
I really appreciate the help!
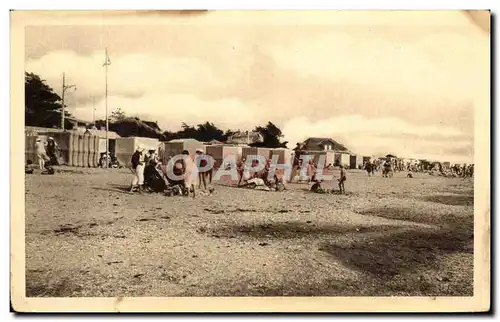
left=109, top=117, right=162, bottom=139
left=250, top=121, right=288, bottom=148
left=161, top=122, right=225, bottom=142
left=221, top=129, right=236, bottom=142
left=195, top=122, right=224, bottom=142
left=25, top=72, right=74, bottom=129
left=110, top=108, right=126, bottom=122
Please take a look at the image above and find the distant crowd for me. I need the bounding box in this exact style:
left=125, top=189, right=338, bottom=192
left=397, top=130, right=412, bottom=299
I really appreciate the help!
left=26, top=136, right=474, bottom=198
left=363, top=158, right=474, bottom=178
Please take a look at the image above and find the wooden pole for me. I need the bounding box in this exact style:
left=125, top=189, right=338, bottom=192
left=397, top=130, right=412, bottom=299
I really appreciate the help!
left=61, top=73, right=65, bottom=130
left=105, top=48, right=109, bottom=168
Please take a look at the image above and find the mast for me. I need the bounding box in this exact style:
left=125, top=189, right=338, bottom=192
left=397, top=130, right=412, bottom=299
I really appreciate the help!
left=61, top=73, right=65, bottom=130
left=105, top=48, right=109, bottom=167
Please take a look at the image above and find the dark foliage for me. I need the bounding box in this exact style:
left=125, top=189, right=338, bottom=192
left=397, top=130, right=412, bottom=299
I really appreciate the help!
left=249, top=121, right=288, bottom=148
left=25, top=72, right=74, bottom=129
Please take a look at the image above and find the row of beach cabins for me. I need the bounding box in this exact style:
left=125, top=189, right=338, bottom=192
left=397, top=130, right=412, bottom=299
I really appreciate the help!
left=24, top=126, right=452, bottom=171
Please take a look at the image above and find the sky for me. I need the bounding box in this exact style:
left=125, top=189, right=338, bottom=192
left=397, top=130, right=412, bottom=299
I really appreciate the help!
left=24, top=11, right=490, bottom=163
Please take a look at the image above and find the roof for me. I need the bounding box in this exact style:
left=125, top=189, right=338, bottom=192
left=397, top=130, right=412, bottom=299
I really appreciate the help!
left=228, top=131, right=264, bottom=142
left=66, top=116, right=91, bottom=124
left=205, top=139, right=223, bottom=145
left=168, top=138, right=202, bottom=144
left=84, top=129, right=121, bottom=139
left=302, top=137, right=350, bottom=152
left=142, top=120, right=162, bottom=132
left=116, top=117, right=163, bottom=135
left=46, top=111, right=91, bottom=124
left=25, top=126, right=65, bottom=133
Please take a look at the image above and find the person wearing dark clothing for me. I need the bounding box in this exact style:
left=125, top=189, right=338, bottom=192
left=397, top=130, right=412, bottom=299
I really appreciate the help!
left=144, top=149, right=164, bottom=192
left=46, top=137, right=60, bottom=166
left=365, top=161, right=373, bottom=176
left=195, top=149, right=211, bottom=190
left=338, top=165, right=347, bottom=193
left=130, top=146, right=146, bottom=193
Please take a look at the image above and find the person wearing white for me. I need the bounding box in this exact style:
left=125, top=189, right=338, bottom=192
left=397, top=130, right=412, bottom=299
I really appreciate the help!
left=182, top=150, right=198, bottom=190
left=35, top=137, right=48, bottom=170
left=130, top=146, right=146, bottom=193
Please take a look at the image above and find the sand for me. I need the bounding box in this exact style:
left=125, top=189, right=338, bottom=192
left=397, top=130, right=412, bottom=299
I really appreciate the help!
left=24, top=167, right=474, bottom=297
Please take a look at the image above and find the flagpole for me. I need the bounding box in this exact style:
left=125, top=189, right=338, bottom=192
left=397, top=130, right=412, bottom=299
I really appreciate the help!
left=105, top=48, right=109, bottom=168
left=61, top=72, right=65, bottom=130
left=92, top=96, right=95, bottom=125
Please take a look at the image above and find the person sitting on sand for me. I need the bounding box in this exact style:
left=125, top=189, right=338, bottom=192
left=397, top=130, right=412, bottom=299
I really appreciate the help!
left=143, top=149, right=163, bottom=192
left=25, top=160, right=35, bottom=174
left=310, top=179, right=329, bottom=194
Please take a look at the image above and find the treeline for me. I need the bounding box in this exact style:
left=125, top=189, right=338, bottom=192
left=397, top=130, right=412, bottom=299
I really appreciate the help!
left=25, top=71, right=288, bottom=148
left=95, top=116, right=288, bottom=148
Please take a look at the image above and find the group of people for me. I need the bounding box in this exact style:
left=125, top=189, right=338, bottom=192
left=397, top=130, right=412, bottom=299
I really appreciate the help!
left=450, top=164, right=474, bottom=178
left=31, top=136, right=59, bottom=174
left=129, top=146, right=162, bottom=193
left=128, top=148, right=350, bottom=196
left=233, top=154, right=346, bottom=194
left=364, top=158, right=402, bottom=177
left=128, top=147, right=215, bottom=197
left=235, top=157, right=284, bottom=191
left=362, top=157, right=475, bottom=179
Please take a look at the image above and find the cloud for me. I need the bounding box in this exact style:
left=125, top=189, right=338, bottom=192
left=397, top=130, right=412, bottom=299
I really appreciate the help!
left=24, top=13, right=486, bottom=163
left=25, top=50, right=222, bottom=99
left=72, top=93, right=261, bottom=132
left=265, top=29, right=487, bottom=101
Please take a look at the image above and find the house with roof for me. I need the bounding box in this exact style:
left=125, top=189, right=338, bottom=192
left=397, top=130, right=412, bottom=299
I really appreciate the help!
left=299, top=137, right=352, bottom=167
left=66, top=116, right=92, bottom=132
left=160, top=138, right=206, bottom=163
left=142, top=120, right=162, bottom=133
left=227, top=131, right=264, bottom=146
left=84, top=128, right=122, bottom=155
left=300, top=137, right=350, bottom=153
left=204, top=139, right=223, bottom=145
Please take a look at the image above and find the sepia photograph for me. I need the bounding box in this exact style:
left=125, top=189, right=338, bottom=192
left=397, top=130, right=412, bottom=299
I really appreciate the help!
left=10, top=10, right=490, bottom=312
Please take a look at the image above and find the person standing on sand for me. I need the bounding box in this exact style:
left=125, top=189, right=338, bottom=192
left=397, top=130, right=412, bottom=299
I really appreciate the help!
left=205, top=152, right=214, bottom=185
left=365, top=161, right=372, bottom=177
left=338, top=165, right=347, bottom=194
left=237, top=157, right=248, bottom=186
left=182, top=150, right=197, bottom=197
left=307, top=159, right=316, bottom=183
left=130, top=146, right=146, bottom=193
left=46, top=137, right=60, bottom=166
left=35, top=137, right=48, bottom=170
left=195, top=149, right=209, bottom=190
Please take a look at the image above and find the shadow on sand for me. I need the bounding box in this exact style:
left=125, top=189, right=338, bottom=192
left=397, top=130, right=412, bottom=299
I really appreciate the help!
left=422, top=194, right=474, bottom=206
left=207, top=222, right=404, bottom=240
left=319, top=228, right=472, bottom=278
left=92, top=186, right=132, bottom=195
